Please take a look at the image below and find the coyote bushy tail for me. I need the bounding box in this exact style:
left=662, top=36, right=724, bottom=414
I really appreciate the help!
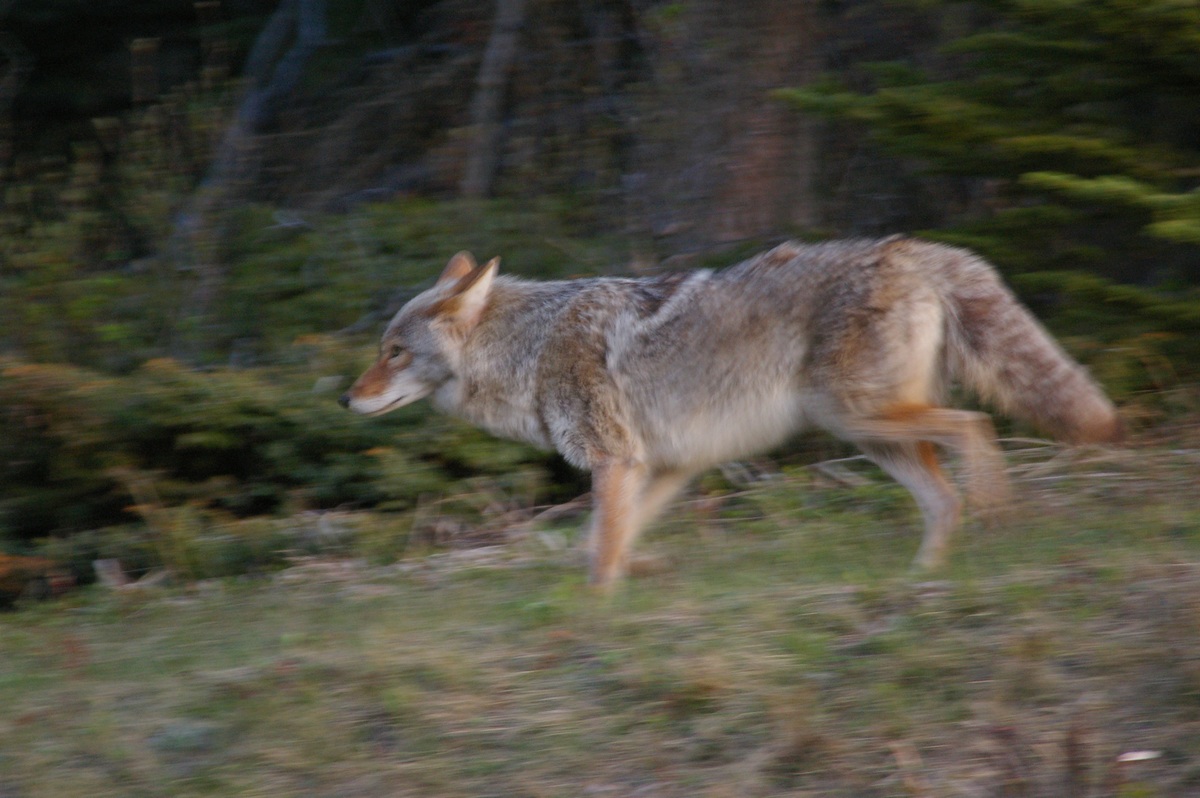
left=934, top=246, right=1122, bottom=445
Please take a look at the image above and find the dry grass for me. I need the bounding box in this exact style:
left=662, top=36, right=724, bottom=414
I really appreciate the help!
left=2, top=439, right=1199, bottom=797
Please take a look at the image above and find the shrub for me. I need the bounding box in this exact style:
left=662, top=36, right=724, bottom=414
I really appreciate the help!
left=0, top=355, right=558, bottom=547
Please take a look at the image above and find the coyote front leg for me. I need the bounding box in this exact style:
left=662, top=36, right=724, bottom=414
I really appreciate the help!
left=634, top=467, right=693, bottom=531
left=589, top=464, right=695, bottom=589
left=588, top=458, right=650, bottom=590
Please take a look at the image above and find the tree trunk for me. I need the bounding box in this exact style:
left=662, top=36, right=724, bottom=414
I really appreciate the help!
left=715, top=0, right=820, bottom=240
left=170, top=0, right=326, bottom=360
left=460, top=0, right=527, bottom=199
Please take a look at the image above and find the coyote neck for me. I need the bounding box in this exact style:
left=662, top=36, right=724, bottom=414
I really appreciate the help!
left=434, top=278, right=583, bottom=450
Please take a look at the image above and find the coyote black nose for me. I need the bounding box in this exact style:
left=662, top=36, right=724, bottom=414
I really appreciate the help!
left=337, top=393, right=350, bottom=409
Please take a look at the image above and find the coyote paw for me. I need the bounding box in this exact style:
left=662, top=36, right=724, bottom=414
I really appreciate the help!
left=627, top=553, right=671, bottom=578
left=911, top=545, right=948, bottom=572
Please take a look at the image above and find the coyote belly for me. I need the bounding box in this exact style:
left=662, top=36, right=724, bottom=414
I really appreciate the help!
left=341, top=239, right=1120, bottom=590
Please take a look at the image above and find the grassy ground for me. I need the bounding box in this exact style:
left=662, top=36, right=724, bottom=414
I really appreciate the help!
left=2, top=440, right=1199, bottom=797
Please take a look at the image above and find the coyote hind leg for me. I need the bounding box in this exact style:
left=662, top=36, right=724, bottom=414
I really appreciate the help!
left=843, top=404, right=1012, bottom=569
left=857, top=440, right=961, bottom=570
left=845, top=404, right=1011, bottom=513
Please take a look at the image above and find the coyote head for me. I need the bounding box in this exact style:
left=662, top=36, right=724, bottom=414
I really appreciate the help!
left=339, top=251, right=498, bottom=416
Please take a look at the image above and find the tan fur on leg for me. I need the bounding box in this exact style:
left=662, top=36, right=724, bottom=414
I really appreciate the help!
left=859, top=441, right=962, bottom=570
left=846, top=403, right=1012, bottom=512
left=588, top=458, right=649, bottom=591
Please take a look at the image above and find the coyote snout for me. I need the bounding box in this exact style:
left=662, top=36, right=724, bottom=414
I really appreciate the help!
left=343, top=240, right=1120, bottom=590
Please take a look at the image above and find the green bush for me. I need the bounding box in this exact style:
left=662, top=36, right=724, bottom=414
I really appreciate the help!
left=0, top=355, right=558, bottom=547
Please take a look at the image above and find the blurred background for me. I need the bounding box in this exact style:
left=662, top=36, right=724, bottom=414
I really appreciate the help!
left=1, top=0, right=1199, bottom=576
left=2, top=3, right=1200, bottom=796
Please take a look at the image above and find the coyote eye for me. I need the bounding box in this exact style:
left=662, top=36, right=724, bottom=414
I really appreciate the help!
left=389, top=344, right=404, bottom=359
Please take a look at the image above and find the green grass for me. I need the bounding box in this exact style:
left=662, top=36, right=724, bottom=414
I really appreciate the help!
left=2, top=442, right=1199, bottom=797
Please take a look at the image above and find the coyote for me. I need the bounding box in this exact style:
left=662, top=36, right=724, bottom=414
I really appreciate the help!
left=340, top=238, right=1120, bottom=589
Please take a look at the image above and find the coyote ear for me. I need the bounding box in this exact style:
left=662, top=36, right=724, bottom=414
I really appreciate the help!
left=436, top=251, right=477, bottom=286
left=442, top=257, right=499, bottom=329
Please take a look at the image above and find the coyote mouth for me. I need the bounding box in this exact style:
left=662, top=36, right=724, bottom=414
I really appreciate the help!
left=365, top=395, right=409, bottom=416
